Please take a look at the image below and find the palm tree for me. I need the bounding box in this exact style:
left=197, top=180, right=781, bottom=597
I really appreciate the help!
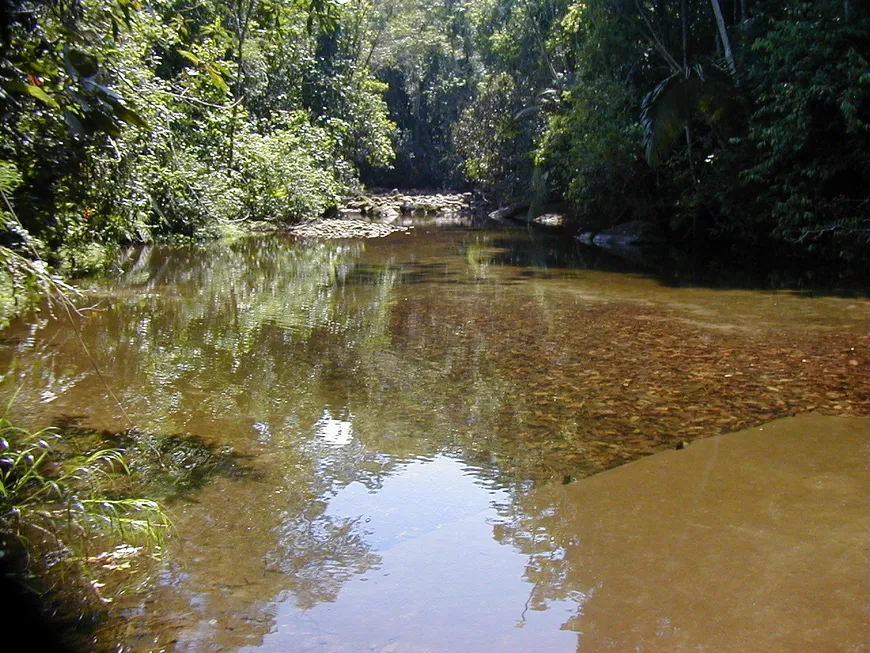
left=640, top=63, right=735, bottom=167
left=638, top=0, right=739, bottom=169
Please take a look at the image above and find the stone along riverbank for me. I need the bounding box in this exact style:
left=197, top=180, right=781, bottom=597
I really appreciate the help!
left=288, top=191, right=482, bottom=239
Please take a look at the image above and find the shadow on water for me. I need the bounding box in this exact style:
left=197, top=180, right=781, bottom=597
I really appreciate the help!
left=108, top=223, right=869, bottom=295
left=50, top=415, right=259, bottom=500
left=476, top=228, right=870, bottom=296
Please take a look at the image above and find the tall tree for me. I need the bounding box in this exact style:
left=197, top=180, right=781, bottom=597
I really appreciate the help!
left=710, top=0, right=736, bottom=75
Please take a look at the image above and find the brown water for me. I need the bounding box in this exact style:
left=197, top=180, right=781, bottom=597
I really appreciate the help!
left=0, top=226, right=867, bottom=652
left=508, top=412, right=869, bottom=653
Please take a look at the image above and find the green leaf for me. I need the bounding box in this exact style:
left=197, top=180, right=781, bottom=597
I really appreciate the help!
left=117, top=1, right=133, bottom=29
left=6, top=81, right=59, bottom=108
left=110, top=103, right=149, bottom=130
left=205, top=65, right=229, bottom=93
left=177, top=49, right=201, bottom=66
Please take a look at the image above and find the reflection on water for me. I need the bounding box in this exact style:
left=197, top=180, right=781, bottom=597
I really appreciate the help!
left=0, top=226, right=866, bottom=652
left=243, top=456, right=580, bottom=653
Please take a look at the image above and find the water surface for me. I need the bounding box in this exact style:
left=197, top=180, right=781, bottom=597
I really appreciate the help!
left=0, top=225, right=866, bottom=651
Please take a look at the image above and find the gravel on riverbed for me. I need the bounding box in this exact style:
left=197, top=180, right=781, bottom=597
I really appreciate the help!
left=288, top=219, right=411, bottom=239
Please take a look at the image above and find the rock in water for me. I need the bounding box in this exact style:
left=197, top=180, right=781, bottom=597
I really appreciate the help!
left=591, top=221, right=667, bottom=247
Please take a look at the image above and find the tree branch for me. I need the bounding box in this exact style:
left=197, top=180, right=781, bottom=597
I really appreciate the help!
left=634, top=0, right=681, bottom=73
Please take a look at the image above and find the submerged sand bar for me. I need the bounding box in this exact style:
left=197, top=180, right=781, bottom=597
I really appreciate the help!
left=534, top=412, right=869, bottom=652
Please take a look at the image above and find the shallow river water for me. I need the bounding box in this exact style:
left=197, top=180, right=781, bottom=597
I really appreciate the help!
left=1, top=223, right=867, bottom=652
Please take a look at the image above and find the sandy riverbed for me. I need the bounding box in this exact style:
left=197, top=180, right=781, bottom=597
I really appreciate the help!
left=526, top=411, right=869, bottom=652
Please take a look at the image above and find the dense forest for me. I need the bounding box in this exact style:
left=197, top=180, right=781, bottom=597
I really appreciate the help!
left=0, top=0, right=867, bottom=300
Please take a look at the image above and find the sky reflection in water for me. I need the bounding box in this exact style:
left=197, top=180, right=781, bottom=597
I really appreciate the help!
left=243, top=455, right=581, bottom=653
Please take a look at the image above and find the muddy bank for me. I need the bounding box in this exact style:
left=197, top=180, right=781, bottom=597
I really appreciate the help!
left=521, top=412, right=869, bottom=652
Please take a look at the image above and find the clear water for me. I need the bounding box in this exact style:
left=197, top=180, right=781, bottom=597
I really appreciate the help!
left=0, top=225, right=866, bottom=651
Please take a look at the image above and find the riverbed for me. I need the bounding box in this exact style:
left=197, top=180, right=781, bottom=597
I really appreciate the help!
left=0, top=223, right=866, bottom=651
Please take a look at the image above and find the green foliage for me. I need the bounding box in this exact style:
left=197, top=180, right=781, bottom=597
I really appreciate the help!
left=0, top=412, right=171, bottom=602
left=0, top=161, right=23, bottom=195
left=233, top=113, right=346, bottom=221
left=0, top=0, right=395, bottom=281
left=537, top=77, right=651, bottom=227
left=528, top=0, right=868, bottom=254
left=357, top=0, right=477, bottom=187
left=0, top=1, right=149, bottom=139
left=0, top=157, right=79, bottom=324
left=739, top=0, right=870, bottom=249
left=454, top=72, right=536, bottom=199
left=0, top=0, right=866, bottom=281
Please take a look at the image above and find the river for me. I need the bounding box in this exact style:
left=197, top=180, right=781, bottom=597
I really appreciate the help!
left=0, top=223, right=866, bottom=652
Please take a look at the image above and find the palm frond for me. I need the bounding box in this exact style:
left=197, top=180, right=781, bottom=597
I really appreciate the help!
left=641, top=64, right=736, bottom=166
left=641, top=72, right=700, bottom=166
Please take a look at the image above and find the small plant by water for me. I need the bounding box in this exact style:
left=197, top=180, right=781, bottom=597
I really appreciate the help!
left=0, top=408, right=172, bottom=612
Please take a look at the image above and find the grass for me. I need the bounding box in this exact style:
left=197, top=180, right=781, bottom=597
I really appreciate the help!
left=0, top=194, right=174, bottom=643
left=0, top=408, right=172, bottom=607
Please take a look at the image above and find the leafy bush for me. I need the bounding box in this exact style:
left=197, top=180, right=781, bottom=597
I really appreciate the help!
left=740, top=2, right=870, bottom=251
left=537, top=78, right=652, bottom=229
left=234, top=114, right=345, bottom=222
left=454, top=72, right=537, bottom=201
left=0, top=0, right=398, bottom=272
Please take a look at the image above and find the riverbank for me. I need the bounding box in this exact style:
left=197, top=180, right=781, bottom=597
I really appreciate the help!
left=283, top=191, right=486, bottom=239
left=274, top=197, right=868, bottom=296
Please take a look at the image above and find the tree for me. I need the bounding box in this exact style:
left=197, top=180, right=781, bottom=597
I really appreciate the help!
left=0, top=0, right=397, bottom=285
left=739, top=0, right=869, bottom=250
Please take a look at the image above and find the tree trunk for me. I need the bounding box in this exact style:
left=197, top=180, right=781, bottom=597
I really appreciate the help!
left=685, top=126, right=697, bottom=185
left=710, top=0, right=737, bottom=76
left=681, top=0, right=689, bottom=70
left=227, top=0, right=254, bottom=170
